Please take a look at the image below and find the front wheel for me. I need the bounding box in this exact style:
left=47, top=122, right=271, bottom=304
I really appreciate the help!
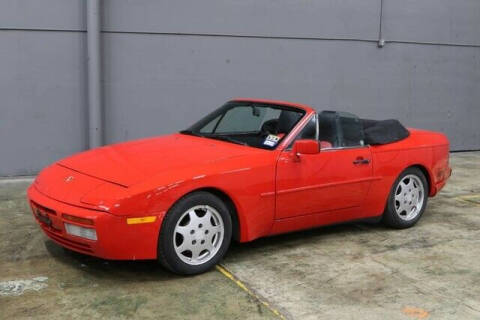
left=382, top=167, right=428, bottom=229
left=158, top=191, right=232, bottom=275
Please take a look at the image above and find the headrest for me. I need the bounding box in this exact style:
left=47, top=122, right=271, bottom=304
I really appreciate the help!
left=277, top=111, right=301, bottom=133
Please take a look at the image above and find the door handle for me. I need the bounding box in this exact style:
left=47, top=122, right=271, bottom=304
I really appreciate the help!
left=353, top=158, right=370, bottom=165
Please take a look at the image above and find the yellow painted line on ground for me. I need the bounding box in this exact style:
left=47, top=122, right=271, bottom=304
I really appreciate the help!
left=456, top=194, right=480, bottom=206
left=216, top=264, right=287, bottom=320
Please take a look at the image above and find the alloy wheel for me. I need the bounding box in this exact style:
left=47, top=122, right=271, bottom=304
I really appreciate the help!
left=173, top=205, right=225, bottom=265
left=394, top=174, right=425, bottom=221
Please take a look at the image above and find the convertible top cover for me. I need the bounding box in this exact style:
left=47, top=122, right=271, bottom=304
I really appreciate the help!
left=361, top=119, right=410, bottom=145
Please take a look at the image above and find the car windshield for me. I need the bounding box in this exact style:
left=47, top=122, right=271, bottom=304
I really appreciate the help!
left=181, top=101, right=305, bottom=150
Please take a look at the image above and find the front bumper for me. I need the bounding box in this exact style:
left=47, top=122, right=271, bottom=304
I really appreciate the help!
left=27, top=185, right=164, bottom=260
left=431, top=166, right=452, bottom=196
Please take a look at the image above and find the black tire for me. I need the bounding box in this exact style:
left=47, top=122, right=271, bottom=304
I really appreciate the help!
left=158, top=191, right=232, bottom=275
left=382, top=167, right=429, bottom=229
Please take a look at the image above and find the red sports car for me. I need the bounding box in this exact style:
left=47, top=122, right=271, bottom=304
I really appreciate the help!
left=28, top=99, right=451, bottom=274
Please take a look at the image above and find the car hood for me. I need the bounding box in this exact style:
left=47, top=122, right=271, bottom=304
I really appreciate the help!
left=58, top=133, right=256, bottom=187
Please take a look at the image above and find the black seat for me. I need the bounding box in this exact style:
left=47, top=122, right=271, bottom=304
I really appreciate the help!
left=298, top=118, right=316, bottom=140
left=277, top=110, right=302, bottom=134
left=318, top=111, right=340, bottom=147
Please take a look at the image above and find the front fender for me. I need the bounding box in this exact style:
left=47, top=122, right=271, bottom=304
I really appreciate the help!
left=121, top=155, right=278, bottom=242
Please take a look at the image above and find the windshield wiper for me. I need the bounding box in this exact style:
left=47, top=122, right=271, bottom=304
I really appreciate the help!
left=179, top=130, right=203, bottom=137
left=207, top=135, right=248, bottom=146
left=181, top=130, right=248, bottom=146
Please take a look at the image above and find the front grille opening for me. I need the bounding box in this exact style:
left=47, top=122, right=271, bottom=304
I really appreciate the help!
left=44, top=228, right=93, bottom=253
left=31, top=201, right=57, bottom=216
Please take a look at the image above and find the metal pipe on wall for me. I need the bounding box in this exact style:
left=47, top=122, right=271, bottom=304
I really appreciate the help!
left=86, top=0, right=103, bottom=148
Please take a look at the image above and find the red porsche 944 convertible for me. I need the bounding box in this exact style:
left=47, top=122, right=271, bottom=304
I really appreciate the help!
left=28, top=99, right=451, bottom=274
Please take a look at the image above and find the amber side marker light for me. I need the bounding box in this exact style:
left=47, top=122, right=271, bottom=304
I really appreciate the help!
left=62, top=214, right=94, bottom=226
left=127, top=216, right=157, bottom=225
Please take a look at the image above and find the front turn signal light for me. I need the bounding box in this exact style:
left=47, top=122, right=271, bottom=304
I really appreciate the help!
left=62, top=214, right=94, bottom=226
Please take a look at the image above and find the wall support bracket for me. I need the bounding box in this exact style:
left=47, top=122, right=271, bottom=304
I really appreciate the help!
left=377, top=0, right=385, bottom=48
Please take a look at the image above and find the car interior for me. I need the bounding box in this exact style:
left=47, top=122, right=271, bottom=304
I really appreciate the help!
left=187, top=103, right=371, bottom=150
left=286, top=110, right=364, bottom=150
left=225, top=109, right=303, bottom=148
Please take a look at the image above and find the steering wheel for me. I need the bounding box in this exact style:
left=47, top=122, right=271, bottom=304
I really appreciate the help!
left=260, top=119, right=279, bottom=135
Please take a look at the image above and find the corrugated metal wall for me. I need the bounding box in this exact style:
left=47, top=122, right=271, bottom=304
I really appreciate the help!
left=1, top=0, right=479, bottom=176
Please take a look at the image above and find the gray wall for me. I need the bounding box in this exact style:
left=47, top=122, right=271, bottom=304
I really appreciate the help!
left=1, top=0, right=479, bottom=176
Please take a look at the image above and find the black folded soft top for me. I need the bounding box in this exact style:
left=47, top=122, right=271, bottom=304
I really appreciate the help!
left=361, top=119, right=410, bottom=145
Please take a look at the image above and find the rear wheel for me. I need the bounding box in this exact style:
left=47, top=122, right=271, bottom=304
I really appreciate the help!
left=158, top=191, right=232, bottom=275
left=382, top=167, right=428, bottom=229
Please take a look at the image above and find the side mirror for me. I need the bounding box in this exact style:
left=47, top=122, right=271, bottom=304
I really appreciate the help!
left=292, top=139, right=320, bottom=161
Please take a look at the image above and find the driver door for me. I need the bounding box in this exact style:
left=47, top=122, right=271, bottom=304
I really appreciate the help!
left=275, top=112, right=373, bottom=219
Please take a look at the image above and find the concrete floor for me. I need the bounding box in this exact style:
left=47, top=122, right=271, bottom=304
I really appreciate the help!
left=1, top=152, right=479, bottom=319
